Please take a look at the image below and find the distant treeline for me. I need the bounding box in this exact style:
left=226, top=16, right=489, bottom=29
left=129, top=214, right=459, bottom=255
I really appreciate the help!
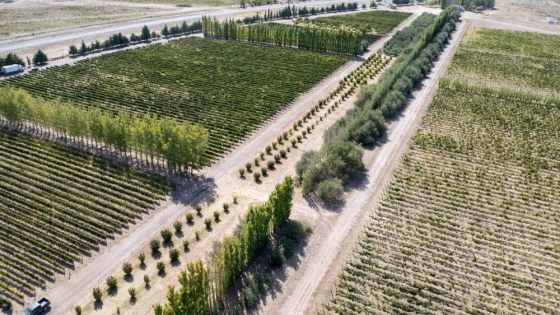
left=239, top=3, right=360, bottom=25
left=69, top=21, right=202, bottom=56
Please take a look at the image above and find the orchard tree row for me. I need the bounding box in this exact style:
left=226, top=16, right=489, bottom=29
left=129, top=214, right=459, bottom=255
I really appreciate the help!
left=153, top=176, right=294, bottom=314
left=239, top=3, right=360, bottom=25
left=69, top=21, right=202, bottom=56
left=1, top=50, right=48, bottom=68
left=295, top=7, right=461, bottom=201
left=202, top=17, right=363, bottom=55
left=0, top=87, right=209, bottom=173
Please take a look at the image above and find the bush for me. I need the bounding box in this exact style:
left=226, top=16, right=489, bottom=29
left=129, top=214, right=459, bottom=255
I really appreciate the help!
left=106, top=276, right=117, bottom=289
left=291, top=139, right=297, bottom=147
left=239, top=168, right=245, bottom=177
left=245, top=163, right=252, bottom=171
left=214, top=211, right=220, bottom=221
left=261, top=167, right=268, bottom=176
left=93, top=287, right=102, bottom=301
left=183, top=240, right=189, bottom=249
left=267, top=160, right=275, bottom=169
left=260, top=152, right=265, bottom=159
left=269, top=243, right=286, bottom=268
left=254, top=157, right=259, bottom=166
left=295, top=150, right=319, bottom=179
left=302, top=131, right=307, bottom=137
left=204, top=218, right=212, bottom=229
left=242, top=287, right=258, bottom=309
left=277, top=135, right=283, bottom=143
left=265, top=145, right=272, bottom=154
left=161, top=229, right=173, bottom=242
left=122, top=262, right=133, bottom=275
left=75, top=305, right=82, bottom=315
left=253, top=171, right=261, bottom=181
left=157, top=261, right=165, bottom=273
left=195, top=231, right=200, bottom=240
left=144, top=274, right=150, bottom=285
left=150, top=239, right=161, bottom=252
left=272, top=142, right=277, bottom=149
left=283, top=131, right=289, bottom=139
left=195, top=204, right=202, bottom=214
left=169, top=248, right=180, bottom=261
left=186, top=212, right=194, bottom=222
left=223, top=203, right=229, bottom=211
left=138, top=252, right=145, bottom=264
left=128, top=288, right=137, bottom=298
left=173, top=221, right=183, bottom=232
left=297, top=135, right=302, bottom=142
left=317, top=179, right=344, bottom=203
left=279, top=149, right=287, bottom=158
left=233, top=196, right=238, bottom=204
left=274, top=154, right=281, bottom=163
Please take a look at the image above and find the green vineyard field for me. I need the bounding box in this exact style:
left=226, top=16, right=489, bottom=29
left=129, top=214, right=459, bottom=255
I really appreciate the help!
left=0, top=38, right=348, bottom=159
left=304, top=10, right=412, bottom=35
left=323, top=27, right=560, bottom=315
left=0, top=128, right=171, bottom=304
left=446, top=27, right=560, bottom=96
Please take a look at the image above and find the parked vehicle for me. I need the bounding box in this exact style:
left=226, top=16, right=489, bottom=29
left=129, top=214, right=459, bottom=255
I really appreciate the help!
left=21, top=298, right=50, bottom=315
left=2, top=64, right=25, bottom=74
left=28, top=67, right=39, bottom=73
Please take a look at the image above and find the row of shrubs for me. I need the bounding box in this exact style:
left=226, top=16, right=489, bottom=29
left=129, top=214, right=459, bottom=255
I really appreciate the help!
left=295, top=6, right=461, bottom=203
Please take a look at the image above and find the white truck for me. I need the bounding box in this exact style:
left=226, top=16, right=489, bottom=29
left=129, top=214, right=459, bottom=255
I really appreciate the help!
left=2, top=64, right=25, bottom=75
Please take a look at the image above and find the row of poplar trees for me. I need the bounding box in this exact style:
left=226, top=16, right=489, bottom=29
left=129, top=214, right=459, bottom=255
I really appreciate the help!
left=153, top=176, right=294, bottom=315
left=202, top=16, right=363, bottom=55
left=0, top=87, right=209, bottom=173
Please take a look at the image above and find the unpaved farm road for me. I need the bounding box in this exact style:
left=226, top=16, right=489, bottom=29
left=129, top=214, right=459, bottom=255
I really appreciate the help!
left=279, top=19, right=467, bottom=315
left=0, top=0, right=368, bottom=54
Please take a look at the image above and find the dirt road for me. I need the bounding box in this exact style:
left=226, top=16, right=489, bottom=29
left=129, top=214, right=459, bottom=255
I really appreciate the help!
left=277, top=19, right=467, bottom=315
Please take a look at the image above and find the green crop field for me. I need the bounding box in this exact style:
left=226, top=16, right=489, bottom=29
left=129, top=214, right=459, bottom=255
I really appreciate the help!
left=305, top=10, right=412, bottom=35
left=0, top=128, right=171, bottom=306
left=322, top=27, right=560, bottom=315
left=0, top=38, right=348, bottom=159
left=446, top=27, right=560, bottom=96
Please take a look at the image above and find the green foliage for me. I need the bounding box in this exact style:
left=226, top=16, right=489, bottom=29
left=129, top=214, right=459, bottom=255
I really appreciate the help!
left=144, top=274, right=150, bottom=285
left=183, top=240, right=189, bottom=250
left=153, top=260, right=210, bottom=315
left=383, top=13, right=437, bottom=56
left=138, top=252, right=146, bottom=264
left=93, top=287, right=102, bottom=301
left=150, top=239, right=161, bottom=252
left=261, top=167, right=268, bottom=176
left=128, top=288, right=137, bottom=298
left=267, top=160, right=275, bottom=169
left=268, top=243, right=286, bottom=268
left=0, top=87, right=209, bottom=172
left=75, top=305, right=82, bottom=315
left=1, top=38, right=345, bottom=160
left=33, top=49, right=48, bottom=65
left=214, top=211, right=220, bottom=220
left=0, top=127, right=171, bottom=301
left=161, top=229, right=173, bottom=242
left=239, top=168, right=246, bottom=177
left=69, top=45, right=79, bottom=56
left=106, top=276, right=117, bottom=289
left=122, top=262, right=133, bottom=275
left=305, top=10, right=411, bottom=35
left=203, top=17, right=363, bottom=55
left=141, top=25, right=151, bottom=41
left=204, top=218, right=212, bottom=229
left=186, top=212, right=194, bottom=222
left=173, top=221, right=183, bottom=232
left=317, top=178, right=344, bottom=203
left=169, top=248, right=180, bottom=261
left=156, top=261, right=165, bottom=273
left=274, top=154, right=281, bottom=163
left=0, top=52, right=25, bottom=67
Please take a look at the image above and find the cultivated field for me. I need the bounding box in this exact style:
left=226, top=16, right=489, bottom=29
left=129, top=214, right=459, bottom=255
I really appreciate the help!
left=321, top=28, right=560, bottom=315
left=0, top=128, right=171, bottom=308
left=302, top=10, right=412, bottom=35
left=0, top=37, right=348, bottom=159
left=446, top=27, right=560, bottom=97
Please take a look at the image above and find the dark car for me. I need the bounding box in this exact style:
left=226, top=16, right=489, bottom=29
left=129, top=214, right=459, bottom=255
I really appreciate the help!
left=28, top=67, right=39, bottom=73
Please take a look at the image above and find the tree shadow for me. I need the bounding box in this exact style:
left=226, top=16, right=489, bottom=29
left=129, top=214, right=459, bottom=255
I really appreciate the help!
left=158, top=270, right=167, bottom=278
left=162, top=241, right=174, bottom=249
left=124, top=274, right=134, bottom=283
left=151, top=251, right=161, bottom=260
left=175, top=230, right=184, bottom=238
left=94, top=301, right=104, bottom=310
left=107, top=287, right=118, bottom=297
left=171, top=259, right=182, bottom=267
left=130, top=297, right=137, bottom=305
left=206, top=226, right=213, bottom=233
left=187, top=220, right=195, bottom=227
left=0, top=306, right=13, bottom=315
left=145, top=284, right=151, bottom=291
left=140, top=262, right=147, bottom=271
